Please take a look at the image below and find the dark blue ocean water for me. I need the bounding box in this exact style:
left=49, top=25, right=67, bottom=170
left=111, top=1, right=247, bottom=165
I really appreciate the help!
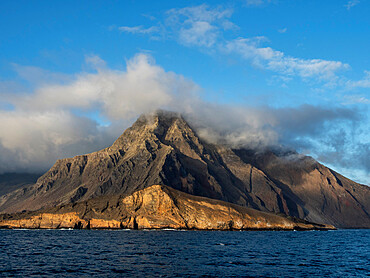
left=0, top=229, right=368, bottom=277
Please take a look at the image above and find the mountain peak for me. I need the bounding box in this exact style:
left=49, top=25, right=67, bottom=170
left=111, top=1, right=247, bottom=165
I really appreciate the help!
left=108, top=110, right=186, bottom=151
left=111, top=110, right=198, bottom=150
left=133, top=110, right=204, bottom=159
left=134, top=110, right=184, bottom=128
left=1, top=112, right=369, bottom=228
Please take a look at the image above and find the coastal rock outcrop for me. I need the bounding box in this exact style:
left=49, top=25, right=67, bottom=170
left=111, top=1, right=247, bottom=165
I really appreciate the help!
left=0, top=185, right=334, bottom=230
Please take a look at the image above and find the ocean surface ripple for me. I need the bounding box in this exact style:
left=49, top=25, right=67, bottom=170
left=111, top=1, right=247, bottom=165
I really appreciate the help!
left=0, top=229, right=369, bottom=277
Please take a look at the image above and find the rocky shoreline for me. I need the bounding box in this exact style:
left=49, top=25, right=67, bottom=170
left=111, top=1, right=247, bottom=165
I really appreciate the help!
left=0, top=185, right=335, bottom=231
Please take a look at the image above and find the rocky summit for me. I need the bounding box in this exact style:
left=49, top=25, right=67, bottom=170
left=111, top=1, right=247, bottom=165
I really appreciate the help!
left=0, top=111, right=369, bottom=228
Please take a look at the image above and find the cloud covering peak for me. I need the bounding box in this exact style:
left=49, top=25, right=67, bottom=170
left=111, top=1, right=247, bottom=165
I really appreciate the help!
left=0, top=54, right=368, bottom=184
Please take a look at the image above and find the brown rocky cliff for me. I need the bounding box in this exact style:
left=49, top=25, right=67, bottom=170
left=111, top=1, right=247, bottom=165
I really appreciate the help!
left=0, top=185, right=334, bottom=230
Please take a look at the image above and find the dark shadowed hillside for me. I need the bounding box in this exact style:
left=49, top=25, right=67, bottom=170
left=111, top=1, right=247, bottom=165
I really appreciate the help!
left=0, top=173, right=41, bottom=197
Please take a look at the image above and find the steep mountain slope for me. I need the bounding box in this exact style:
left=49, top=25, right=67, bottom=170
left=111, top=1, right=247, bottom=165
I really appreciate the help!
left=235, top=150, right=370, bottom=228
left=0, top=111, right=369, bottom=228
left=0, top=185, right=334, bottom=230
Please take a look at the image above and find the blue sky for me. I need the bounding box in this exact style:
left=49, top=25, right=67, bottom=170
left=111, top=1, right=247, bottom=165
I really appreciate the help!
left=0, top=0, right=369, bottom=184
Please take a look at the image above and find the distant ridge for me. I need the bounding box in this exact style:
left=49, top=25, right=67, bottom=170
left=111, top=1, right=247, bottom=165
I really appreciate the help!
left=0, top=110, right=369, bottom=228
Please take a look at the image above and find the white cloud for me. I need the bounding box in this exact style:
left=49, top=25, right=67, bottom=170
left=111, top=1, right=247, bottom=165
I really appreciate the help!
left=11, top=54, right=199, bottom=119
left=225, top=38, right=349, bottom=81
left=119, top=6, right=235, bottom=47
left=115, top=5, right=351, bottom=85
left=167, top=4, right=233, bottom=23
left=245, top=0, right=272, bottom=6
left=11, top=64, right=71, bottom=86
left=0, top=54, right=199, bottom=173
left=342, top=95, right=369, bottom=105
left=346, top=70, right=370, bottom=89
left=345, top=0, right=360, bottom=10
left=166, top=4, right=234, bottom=47
left=278, top=28, right=287, bottom=33
left=118, top=25, right=158, bottom=34
left=163, top=5, right=349, bottom=83
left=0, top=110, right=109, bottom=173
left=179, top=21, right=218, bottom=47
left=85, top=54, right=107, bottom=70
